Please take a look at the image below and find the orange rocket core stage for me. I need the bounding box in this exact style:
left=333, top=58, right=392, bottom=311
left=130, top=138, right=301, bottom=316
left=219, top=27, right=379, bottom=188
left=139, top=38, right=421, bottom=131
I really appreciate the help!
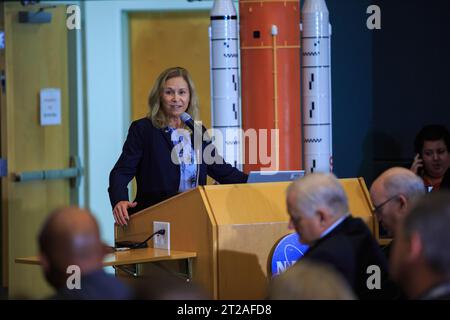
left=240, top=0, right=302, bottom=173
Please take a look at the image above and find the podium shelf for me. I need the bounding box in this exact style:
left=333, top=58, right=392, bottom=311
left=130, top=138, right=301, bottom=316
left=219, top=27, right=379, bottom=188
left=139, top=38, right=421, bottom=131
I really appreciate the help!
left=15, top=248, right=197, bottom=267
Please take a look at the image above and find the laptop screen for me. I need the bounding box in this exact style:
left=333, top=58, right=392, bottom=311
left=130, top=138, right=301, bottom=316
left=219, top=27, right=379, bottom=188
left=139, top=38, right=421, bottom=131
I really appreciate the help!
left=247, top=170, right=305, bottom=183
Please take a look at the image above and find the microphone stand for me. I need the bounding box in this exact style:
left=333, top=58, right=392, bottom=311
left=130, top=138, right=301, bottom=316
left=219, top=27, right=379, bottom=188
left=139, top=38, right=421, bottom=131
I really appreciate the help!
left=195, top=148, right=201, bottom=188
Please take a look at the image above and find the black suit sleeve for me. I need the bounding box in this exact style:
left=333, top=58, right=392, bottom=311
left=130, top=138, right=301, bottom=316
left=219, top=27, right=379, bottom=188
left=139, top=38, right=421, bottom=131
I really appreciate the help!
left=108, top=122, right=144, bottom=208
left=203, top=142, right=248, bottom=184
left=305, top=236, right=357, bottom=288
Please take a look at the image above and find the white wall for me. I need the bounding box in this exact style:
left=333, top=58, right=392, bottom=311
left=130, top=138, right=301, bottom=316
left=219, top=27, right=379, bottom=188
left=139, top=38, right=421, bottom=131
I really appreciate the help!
left=83, top=1, right=214, bottom=246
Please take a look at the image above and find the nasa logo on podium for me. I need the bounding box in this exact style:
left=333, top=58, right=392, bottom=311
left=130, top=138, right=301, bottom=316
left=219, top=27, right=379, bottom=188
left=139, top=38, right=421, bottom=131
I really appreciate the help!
left=270, top=233, right=309, bottom=276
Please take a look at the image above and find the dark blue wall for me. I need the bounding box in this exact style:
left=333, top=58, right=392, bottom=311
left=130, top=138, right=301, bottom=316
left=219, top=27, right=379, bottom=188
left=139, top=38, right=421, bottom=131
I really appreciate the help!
left=372, top=0, right=450, bottom=181
left=300, top=0, right=374, bottom=180
left=301, top=0, right=450, bottom=185
left=325, top=0, right=374, bottom=181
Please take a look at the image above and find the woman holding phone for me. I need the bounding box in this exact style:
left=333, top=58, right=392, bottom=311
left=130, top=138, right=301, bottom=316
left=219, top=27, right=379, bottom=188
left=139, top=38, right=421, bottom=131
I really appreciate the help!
left=410, top=125, right=450, bottom=192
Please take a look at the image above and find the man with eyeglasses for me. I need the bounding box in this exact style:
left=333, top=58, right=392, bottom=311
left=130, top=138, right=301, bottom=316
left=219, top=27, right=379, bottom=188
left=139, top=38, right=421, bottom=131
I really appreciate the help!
left=370, top=167, right=426, bottom=258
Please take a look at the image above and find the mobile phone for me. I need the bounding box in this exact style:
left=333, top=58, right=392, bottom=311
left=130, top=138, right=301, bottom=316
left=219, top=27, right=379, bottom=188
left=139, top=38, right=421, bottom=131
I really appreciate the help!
left=416, top=153, right=424, bottom=176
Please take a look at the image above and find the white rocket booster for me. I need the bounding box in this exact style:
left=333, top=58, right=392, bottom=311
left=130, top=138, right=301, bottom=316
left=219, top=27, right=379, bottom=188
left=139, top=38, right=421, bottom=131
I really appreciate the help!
left=301, top=0, right=333, bottom=173
left=209, top=0, right=242, bottom=169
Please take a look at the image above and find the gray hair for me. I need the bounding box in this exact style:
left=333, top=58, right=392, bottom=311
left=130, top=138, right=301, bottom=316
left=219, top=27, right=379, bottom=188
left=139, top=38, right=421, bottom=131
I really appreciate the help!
left=381, top=167, right=425, bottom=202
left=287, top=173, right=349, bottom=217
left=403, top=192, right=450, bottom=275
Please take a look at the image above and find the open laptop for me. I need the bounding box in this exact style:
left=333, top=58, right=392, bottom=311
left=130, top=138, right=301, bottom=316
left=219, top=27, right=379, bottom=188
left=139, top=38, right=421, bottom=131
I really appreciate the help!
left=247, top=170, right=305, bottom=183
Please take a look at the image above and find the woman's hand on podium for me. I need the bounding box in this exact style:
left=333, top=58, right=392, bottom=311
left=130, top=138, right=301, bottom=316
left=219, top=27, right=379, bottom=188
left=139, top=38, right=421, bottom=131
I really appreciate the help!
left=113, top=201, right=137, bottom=226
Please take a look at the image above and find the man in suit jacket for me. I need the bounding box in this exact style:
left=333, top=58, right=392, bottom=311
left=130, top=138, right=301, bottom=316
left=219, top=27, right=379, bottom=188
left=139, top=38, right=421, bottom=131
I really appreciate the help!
left=391, top=192, right=450, bottom=300
left=38, top=206, right=132, bottom=300
left=286, top=173, right=396, bottom=299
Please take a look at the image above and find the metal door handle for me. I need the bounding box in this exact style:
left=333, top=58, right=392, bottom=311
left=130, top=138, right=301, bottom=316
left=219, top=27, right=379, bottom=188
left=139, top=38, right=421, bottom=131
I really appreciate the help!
left=14, top=155, right=83, bottom=187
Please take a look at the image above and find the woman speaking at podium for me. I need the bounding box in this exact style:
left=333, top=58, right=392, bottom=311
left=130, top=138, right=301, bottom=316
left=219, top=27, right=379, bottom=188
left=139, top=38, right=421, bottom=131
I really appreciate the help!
left=108, top=67, right=247, bottom=226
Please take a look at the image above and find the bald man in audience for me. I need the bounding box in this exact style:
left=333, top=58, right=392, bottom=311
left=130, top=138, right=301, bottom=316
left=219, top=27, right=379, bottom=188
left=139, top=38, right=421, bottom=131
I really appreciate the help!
left=286, top=173, right=395, bottom=299
left=38, top=206, right=132, bottom=299
left=370, top=167, right=425, bottom=258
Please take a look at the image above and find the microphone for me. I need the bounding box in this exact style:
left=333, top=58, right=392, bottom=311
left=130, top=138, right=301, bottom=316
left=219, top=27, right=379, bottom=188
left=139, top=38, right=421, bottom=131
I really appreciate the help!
left=180, top=112, right=195, bottom=130
left=180, top=112, right=211, bottom=143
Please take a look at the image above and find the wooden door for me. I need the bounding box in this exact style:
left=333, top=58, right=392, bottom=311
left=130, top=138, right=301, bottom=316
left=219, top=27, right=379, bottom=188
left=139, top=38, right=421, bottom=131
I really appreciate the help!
left=129, top=11, right=212, bottom=126
left=0, top=3, right=73, bottom=298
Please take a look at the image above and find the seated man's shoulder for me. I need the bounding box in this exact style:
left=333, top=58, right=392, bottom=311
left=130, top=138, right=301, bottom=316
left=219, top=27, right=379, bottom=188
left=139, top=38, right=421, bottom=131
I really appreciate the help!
left=49, top=271, right=132, bottom=300
left=345, top=216, right=373, bottom=233
left=308, top=234, right=355, bottom=264
left=341, top=216, right=379, bottom=246
left=307, top=216, right=376, bottom=264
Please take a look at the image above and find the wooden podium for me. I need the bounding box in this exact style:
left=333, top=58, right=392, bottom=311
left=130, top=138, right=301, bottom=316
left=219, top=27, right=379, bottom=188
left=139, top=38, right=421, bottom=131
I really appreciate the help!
left=115, top=178, right=375, bottom=299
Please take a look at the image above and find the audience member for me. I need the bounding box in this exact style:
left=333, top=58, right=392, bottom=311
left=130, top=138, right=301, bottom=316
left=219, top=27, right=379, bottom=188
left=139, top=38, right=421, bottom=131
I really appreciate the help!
left=411, top=125, right=450, bottom=192
left=268, top=260, right=356, bottom=300
left=390, top=192, right=450, bottom=299
left=38, top=206, right=132, bottom=300
left=370, top=167, right=425, bottom=257
left=286, top=173, right=395, bottom=299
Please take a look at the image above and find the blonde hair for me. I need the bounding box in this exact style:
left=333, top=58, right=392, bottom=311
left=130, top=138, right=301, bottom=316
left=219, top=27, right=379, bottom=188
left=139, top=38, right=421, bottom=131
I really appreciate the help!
left=147, top=67, right=200, bottom=129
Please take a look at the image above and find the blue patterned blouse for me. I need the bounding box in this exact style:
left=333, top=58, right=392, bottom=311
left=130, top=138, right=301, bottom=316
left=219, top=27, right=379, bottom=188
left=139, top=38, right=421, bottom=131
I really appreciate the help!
left=167, top=127, right=198, bottom=192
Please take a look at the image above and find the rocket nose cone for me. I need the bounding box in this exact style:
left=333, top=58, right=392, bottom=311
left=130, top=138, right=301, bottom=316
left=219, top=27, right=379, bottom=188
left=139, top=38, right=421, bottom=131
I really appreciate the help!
left=210, top=0, right=237, bottom=17
left=302, top=0, right=329, bottom=14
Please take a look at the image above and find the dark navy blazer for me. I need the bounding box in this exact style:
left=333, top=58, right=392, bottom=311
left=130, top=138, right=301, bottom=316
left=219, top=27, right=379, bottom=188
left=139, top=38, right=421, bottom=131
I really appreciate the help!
left=108, top=118, right=248, bottom=214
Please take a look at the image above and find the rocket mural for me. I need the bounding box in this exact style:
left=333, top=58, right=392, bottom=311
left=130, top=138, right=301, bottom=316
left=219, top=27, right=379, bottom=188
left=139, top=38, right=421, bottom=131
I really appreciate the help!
left=239, top=0, right=302, bottom=172
left=209, top=0, right=242, bottom=169
left=207, top=0, right=333, bottom=173
left=301, top=0, right=333, bottom=173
